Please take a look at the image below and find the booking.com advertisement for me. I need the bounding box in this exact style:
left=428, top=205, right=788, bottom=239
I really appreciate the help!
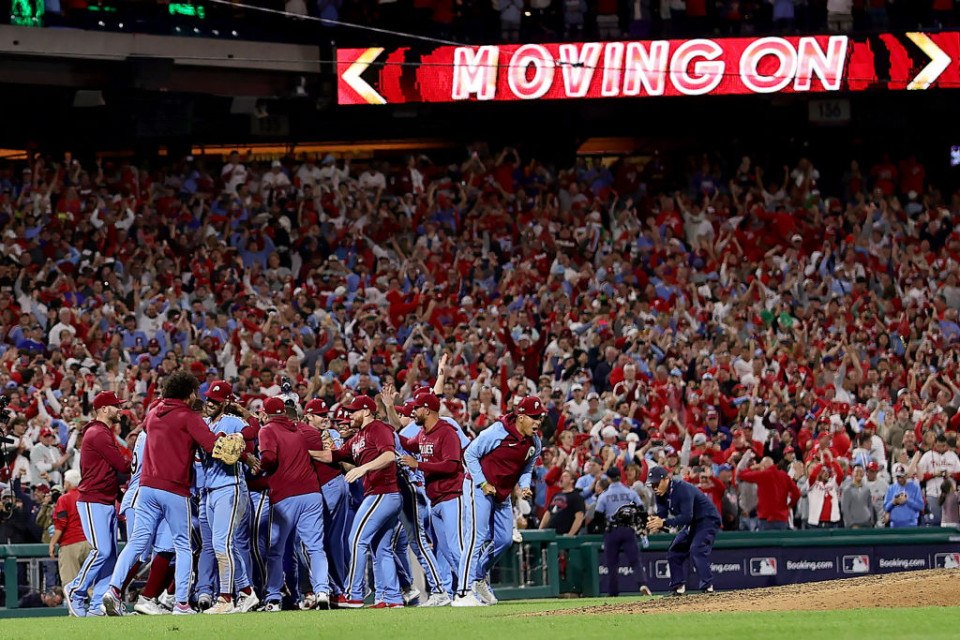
left=337, top=31, right=960, bottom=105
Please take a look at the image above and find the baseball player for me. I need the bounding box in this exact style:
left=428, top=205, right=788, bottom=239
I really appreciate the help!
left=594, top=467, right=651, bottom=597
left=396, top=392, right=466, bottom=603
left=65, top=391, right=127, bottom=617
left=119, top=429, right=177, bottom=616
left=200, top=380, right=260, bottom=614
left=301, top=398, right=349, bottom=603
left=102, top=371, right=245, bottom=616
left=454, top=395, right=543, bottom=607
left=310, top=395, right=403, bottom=608
left=379, top=390, right=447, bottom=606
left=258, top=396, right=330, bottom=611
left=646, top=466, right=722, bottom=595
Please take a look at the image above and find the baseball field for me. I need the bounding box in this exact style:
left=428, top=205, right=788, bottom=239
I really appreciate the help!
left=5, top=569, right=958, bottom=640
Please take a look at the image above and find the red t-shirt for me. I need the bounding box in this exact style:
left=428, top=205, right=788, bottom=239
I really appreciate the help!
left=53, top=489, right=87, bottom=546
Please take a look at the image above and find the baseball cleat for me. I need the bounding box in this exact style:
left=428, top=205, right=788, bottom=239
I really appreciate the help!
left=315, top=592, right=331, bottom=610
left=666, top=585, right=687, bottom=597
left=451, top=592, right=485, bottom=607
left=703, top=585, right=715, bottom=594
left=300, top=593, right=317, bottom=610
left=474, top=580, right=498, bottom=605
left=102, top=587, right=124, bottom=616
left=419, top=592, right=452, bottom=607
left=401, top=586, right=420, bottom=605
left=262, top=600, right=283, bottom=612
left=204, top=597, right=237, bottom=614
left=236, top=591, right=260, bottom=613
left=369, top=602, right=403, bottom=609
left=197, top=593, right=213, bottom=611
left=173, top=603, right=197, bottom=615
left=158, top=590, right=175, bottom=611
left=134, top=595, right=167, bottom=616
left=65, top=588, right=87, bottom=617
left=338, top=598, right=365, bottom=609
left=640, top=586, right=653, bottom=596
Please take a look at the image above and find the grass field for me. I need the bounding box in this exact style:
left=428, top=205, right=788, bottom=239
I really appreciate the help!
left=4, top=599, right=956, bottom=640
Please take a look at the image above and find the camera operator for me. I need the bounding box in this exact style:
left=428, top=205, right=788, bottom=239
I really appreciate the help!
left=594, top=467, right=652, bottom=597
left=0, top=487, right=35, bottom=543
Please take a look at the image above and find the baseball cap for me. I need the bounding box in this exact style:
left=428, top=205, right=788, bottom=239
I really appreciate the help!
left=345, top=395, right=377, bottom=413
left=304, top=398, right=329, bottom=416
left=605, top=467, right=621, bottom=481
left=396, top=402, right=416, bottom=418
left=893, top=463, right=907, bottom=477
left=719, top=463, right=733, bottom=472
left=647, top=466, right=670, bottom=485
left=692, top=433, right=708, bottom=445
left=148, top=338, right=160, bottom=348
left=783, top=446, right=795, bottom=454
left=866, top=461, right=880, bottom=472
left=413, top=393, right=441, bottom=412
left=515, top=396, right=546, bottom=417
left=204, top=380, right=233, bottom=403
left=39, top=428, right=55, bottom=439
left=571, top=383, right=583, bottom=391
left=332, top=406, right=352, bottom=423
left=92, top=391, right=123, bottom=411
left=601, top=425, right=618, bottom=439
left=669, top=368, right=683, bottom=377
left=587, top=392, right=599, bottom=401
left=262, top=397, right=286, bottom=416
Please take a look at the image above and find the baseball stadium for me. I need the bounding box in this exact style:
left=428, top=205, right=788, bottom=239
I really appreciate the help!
left=1, top=1, right=960, bottom=639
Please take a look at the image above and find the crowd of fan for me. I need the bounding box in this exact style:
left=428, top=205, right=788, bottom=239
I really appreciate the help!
left=1, top=138, right=960, bottom=567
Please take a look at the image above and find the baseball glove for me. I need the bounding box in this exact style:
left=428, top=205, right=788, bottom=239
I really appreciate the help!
left=212, top=433, right=245, bottom=465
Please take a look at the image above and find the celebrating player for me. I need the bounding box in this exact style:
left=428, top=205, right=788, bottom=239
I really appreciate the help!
left=310, top=395, right=403, bottom=608
left=258, top=396, right=331, bottom=611
left=102, top=371, right=245, bottom=616
left=454, top=395, right=543, bottom=607
left=65, top=391, right=127, bottom=617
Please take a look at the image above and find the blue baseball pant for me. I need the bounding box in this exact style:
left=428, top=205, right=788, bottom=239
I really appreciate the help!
left=458, top=480, right=514, bottom=586
left=110, top=487, right=195, bottom=603
left=195, top=492, right=218, bottom=598
left=266, top=493, right=328, bottom=602
left=207, top=485, right=252, bottom=594
left=431, top=496, right=464, bottom=596
left=347, top=493, right=402, bottom=604
left=67, top=501, right=119, bottom=612
left=398, top=480, right=444, bottom=595
left=248, top=490, right=271, bottom=595
left=321, top=476, right=349, bottom=595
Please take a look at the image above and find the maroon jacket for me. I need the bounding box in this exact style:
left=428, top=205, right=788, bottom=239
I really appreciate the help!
left=77, top=420, right=129, bottom=505
left=296, top=422, right=341, bottom=487
left=333, top=420, right=398, bottom=496
left=259, top=416, right=321, bottom=503
left=401, top=420, right=464, bottom=504
left=141, top=399, right=219, bottom=497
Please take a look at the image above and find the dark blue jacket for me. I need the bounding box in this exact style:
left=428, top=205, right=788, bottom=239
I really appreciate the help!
left=656, top=479, right=721, bottom=529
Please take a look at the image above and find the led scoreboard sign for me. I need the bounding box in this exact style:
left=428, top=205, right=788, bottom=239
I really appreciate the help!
left=337, top=32, right=960, bottom=105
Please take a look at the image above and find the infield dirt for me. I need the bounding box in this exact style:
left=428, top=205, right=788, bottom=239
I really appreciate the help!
left=540, top=568, right=960, bottom=615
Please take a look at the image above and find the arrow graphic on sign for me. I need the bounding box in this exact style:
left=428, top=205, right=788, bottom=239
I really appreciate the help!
left=341, top=47, right=387, bottom=105
left=905, top=33, right=951, bottom=90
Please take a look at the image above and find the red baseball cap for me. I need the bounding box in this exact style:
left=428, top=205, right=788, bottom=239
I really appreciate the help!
left=332, top=406, right=352, bottom=423
left=413, top=393, right=440, bottom=412
left=345, top=395, right=377, bottom=413
left=93, top=391, right=123, bottom=411
left=866, top=461, right=880, bottom=472
left=515, top=396, right=546, bottom=417
left=783, top=446, right=795, bottom=455
left=396, top=402, right=416, bottom=418
left=205, top=380, right=234, bottom=404
left=39, top=428, right=55, bottom=439
left=304, top=398, right=329, bottom=416
left=262, top=397, right=286, bottom=416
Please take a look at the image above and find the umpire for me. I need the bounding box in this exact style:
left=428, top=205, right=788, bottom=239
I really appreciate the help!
left=646, top=466, right=721, bottom=595
left=594, top=468, right=651, bottom=597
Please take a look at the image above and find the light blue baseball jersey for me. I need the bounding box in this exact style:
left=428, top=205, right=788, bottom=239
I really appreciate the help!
left=201, top=414, right=247, bottom=491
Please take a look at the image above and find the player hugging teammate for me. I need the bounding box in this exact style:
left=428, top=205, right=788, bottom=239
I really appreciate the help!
left=68, top=365, right=544, bottom=616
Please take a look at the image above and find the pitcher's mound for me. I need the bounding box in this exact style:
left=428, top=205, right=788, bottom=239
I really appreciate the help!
left=541, top=569, right=960, bottom=615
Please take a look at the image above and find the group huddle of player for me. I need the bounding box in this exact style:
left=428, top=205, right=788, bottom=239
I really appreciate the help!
left=65, top=356, right=544, bottom=615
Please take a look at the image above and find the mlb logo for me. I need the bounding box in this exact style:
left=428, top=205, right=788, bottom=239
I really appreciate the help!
left=842, top=555, right=870, bottom=574
left=654, top=560, right=671, bottom=580
left=935, top=553, right=960, bottom=569
left=750, top=558, right=777, bottom=576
